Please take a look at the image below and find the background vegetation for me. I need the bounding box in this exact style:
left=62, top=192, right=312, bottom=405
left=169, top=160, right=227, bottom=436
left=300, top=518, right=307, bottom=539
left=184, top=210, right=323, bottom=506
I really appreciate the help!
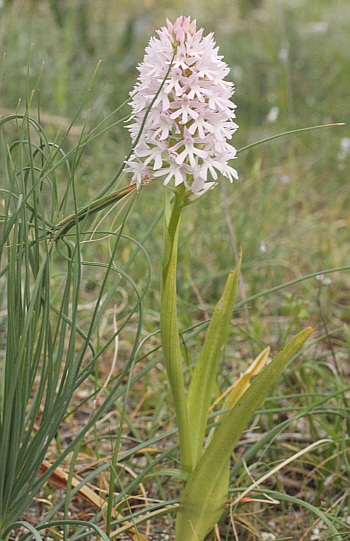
left=0, top=0, right=349, bottom=539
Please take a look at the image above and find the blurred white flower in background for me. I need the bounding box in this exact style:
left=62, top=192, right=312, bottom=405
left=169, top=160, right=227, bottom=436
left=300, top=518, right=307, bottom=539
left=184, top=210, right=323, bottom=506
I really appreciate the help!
left=125, top=16, right=238, bottom=196
left=338, top=137, right=350, bottom=161
left=307, top=21, right=329, bottom=34
left=316, top=274, right=332, bottom=286
left=261, top=533, right=276, bottom=541
left=260, top=241, right=267, bottom=254
left=278, top=48, right=289, bottom=62
left=280, top=174, right=290, bottom=184
left=266, top=106, right=279, bottom=123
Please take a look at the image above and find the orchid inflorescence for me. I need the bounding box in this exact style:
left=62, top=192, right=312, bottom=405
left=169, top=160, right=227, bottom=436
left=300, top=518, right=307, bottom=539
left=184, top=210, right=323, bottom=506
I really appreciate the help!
left=125, top=16, right=238, bottom=197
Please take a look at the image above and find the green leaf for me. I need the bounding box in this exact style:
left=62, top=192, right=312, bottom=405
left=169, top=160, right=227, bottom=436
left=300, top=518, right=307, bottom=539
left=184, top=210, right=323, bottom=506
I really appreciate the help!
left=187, top=252, right=242, bottom=467
left=160, top=189, right=193, bottom=474
left=175, top=326, right=315, bottom=541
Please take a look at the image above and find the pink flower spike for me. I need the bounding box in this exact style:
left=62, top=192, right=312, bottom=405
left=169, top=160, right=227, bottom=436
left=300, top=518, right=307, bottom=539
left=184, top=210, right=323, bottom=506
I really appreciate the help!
left=125, top=16, right=238, bottom=194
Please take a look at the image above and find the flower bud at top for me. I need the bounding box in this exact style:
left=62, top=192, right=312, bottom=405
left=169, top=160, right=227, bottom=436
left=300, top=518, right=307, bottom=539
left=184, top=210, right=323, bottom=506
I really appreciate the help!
left=125, top=16, right=238, bottom=197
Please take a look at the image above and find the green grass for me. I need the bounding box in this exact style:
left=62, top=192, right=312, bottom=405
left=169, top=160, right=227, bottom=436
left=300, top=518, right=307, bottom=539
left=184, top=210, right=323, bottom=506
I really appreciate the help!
left=0, top=0, right=349, bottom=540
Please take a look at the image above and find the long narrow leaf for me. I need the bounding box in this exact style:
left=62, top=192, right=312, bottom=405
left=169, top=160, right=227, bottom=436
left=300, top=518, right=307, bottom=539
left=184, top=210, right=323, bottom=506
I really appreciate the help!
left=187, top=252, right=241, bottom=467
left=160, top=190, right=192, bottom=474
left=175, top=326, right=315, bottom=541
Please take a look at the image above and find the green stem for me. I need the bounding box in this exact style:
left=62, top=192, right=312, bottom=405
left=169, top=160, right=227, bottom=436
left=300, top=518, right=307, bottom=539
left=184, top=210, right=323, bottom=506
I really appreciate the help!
left=160, top=191, right=192, bottom=475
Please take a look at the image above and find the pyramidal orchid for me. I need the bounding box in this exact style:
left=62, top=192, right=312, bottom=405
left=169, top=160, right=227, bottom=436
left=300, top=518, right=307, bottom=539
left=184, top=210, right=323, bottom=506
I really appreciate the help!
left=123, top=17, right=315, bottom=541
left=125, top=16, right=238, bottom=197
